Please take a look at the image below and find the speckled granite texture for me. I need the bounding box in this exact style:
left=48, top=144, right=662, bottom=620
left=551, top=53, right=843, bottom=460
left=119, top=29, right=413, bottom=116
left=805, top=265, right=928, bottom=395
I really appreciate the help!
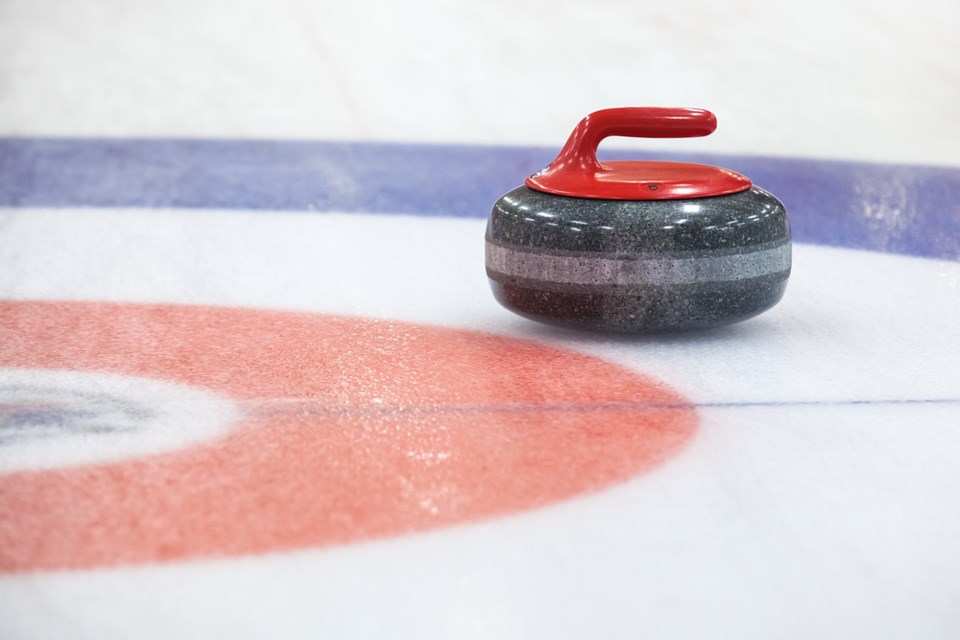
left=486, top=186, right=791, bottom=332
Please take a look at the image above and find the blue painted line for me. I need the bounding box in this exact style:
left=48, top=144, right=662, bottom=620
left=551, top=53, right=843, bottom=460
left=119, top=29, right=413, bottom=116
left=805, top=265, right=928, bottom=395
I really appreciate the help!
left=1, top=138, right=958, bottom=260
left=247, top=397, right=960, bottom=419
left=697, top=397, right=960, bottom=409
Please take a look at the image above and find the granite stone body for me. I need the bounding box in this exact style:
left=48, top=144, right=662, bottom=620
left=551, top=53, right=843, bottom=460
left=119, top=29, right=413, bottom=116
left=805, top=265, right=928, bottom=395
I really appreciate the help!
left=485, top=185, right=791, bottom=332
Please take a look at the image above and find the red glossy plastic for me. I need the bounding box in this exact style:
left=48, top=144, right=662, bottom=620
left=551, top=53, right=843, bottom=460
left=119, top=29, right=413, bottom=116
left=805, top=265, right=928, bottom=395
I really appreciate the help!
left=525, top=107, right=752, bottom=200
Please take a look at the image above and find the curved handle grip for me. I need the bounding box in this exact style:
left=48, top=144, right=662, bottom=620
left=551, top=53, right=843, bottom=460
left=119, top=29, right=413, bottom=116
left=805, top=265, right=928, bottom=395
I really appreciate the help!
left=552, top=107, right=717, bottom=172
left=525, top=107, right=748, bottom=200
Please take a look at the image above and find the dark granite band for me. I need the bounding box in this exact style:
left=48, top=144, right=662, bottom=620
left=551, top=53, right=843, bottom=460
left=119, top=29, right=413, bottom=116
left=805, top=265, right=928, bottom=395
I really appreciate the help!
left=489, top=272, right=790, bottom=332
left=487, top=186, right=789, bottom=254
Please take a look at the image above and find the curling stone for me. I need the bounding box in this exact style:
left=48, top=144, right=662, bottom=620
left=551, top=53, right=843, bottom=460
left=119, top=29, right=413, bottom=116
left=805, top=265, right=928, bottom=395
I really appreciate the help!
left=485, top=107, right=791, bottom=332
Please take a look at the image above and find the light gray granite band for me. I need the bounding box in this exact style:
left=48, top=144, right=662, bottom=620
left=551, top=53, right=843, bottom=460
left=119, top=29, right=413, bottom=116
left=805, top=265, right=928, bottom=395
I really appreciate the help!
left=486, top=241, right=791, bottom=287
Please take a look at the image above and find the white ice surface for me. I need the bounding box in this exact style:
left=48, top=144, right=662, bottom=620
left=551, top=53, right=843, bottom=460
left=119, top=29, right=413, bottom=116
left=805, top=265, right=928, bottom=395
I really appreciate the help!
left=2, top=208, right=958, bottom=407
left=0, top=368, right=239, bottom=473
left=0, top=0, right=958, bottom=165
left=0, top=208, right=958, bottom=639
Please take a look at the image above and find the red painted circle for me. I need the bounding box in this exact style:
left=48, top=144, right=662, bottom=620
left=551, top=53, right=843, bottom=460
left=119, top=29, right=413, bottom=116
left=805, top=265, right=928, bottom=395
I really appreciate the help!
left=0, top=301, right=697, bottom=572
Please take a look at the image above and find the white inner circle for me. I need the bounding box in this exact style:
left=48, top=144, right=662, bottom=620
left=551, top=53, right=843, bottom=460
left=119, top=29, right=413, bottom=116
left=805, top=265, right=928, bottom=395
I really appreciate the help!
left=0, top=368, right=242, bottom=473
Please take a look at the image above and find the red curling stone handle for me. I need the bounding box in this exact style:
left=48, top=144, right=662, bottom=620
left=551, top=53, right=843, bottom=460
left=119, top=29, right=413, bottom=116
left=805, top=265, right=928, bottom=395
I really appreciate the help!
left=526, top=107, right=750, bottom=201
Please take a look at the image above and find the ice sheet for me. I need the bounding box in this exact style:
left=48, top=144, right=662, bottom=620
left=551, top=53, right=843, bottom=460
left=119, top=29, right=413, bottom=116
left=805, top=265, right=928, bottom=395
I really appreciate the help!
left=1, top=1, right=959, bottom=638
